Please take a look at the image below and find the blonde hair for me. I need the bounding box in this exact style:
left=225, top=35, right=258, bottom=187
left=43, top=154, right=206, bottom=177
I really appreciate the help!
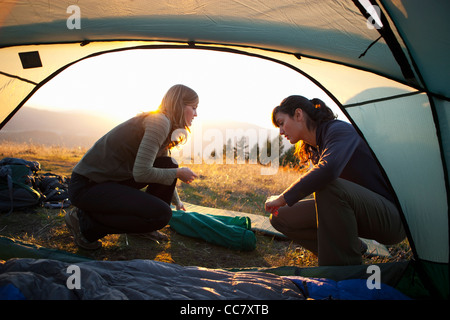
left=158, top=84, right=199, bottom=149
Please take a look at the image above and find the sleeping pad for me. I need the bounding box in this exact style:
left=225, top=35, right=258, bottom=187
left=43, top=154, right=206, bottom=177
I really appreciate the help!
left=169, top=209, right=256, bottom=251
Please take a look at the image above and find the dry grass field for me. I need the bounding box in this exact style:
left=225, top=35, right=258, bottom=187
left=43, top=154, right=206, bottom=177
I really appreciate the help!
left=0, top=141, right=412, bottom=269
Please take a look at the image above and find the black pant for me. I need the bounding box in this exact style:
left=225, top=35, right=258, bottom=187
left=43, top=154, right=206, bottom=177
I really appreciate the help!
left=68, top=157, right=178, bottom=242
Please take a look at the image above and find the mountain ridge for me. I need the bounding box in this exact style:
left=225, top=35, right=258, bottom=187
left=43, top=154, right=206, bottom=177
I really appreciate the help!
left=1, top=106, right=290, bottom=150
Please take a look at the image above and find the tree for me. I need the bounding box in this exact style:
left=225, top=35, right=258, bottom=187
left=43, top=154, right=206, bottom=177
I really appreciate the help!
left=280, top=145, right=301, bottom=168
left=236, top=136, right=249, bottom=163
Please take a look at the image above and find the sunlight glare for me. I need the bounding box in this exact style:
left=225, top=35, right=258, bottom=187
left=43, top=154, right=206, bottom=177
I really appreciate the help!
left=25, top=49, right=344, bottom=128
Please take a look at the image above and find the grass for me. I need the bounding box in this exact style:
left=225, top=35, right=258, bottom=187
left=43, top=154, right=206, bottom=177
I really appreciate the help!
left=0, top=141, right=412, bottom=269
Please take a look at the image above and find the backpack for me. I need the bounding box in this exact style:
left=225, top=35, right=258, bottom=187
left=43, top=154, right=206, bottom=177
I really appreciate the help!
left=0, top=157, right=71, bottom=213
left=35, top=172, right=71, bottom=208
left=0, top=157, right=42, bottom=214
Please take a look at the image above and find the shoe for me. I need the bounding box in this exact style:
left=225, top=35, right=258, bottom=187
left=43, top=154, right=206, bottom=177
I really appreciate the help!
left=129, top=230, right=169, bottom=242
left=360, top=239, right=368, bottom=255
left=65, top=207, right=102, bottom=250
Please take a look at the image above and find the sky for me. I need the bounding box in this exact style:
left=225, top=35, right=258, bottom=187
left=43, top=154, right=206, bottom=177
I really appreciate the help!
left=25, top=48, right=347, bottom=129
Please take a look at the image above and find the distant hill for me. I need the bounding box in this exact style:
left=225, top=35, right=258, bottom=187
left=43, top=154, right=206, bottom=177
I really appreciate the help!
left=0, top=107, right=121, bottom=148
left=0, top=106, right=291, bottom=152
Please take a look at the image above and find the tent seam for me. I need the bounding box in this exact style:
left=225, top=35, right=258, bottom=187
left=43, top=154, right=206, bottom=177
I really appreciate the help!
left=0, top=38, right=432, bottom=96
left=0, top=70, right=38, bottom=86
left=343, top=90, right=424, bottom=108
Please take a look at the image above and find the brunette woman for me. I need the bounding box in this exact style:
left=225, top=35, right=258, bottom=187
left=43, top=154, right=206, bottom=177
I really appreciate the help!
left=266, top=95, right=405, bottom=266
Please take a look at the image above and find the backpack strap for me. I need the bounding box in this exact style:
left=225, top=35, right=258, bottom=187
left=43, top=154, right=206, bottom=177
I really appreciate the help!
left=0, top=165, right=14, bottom=215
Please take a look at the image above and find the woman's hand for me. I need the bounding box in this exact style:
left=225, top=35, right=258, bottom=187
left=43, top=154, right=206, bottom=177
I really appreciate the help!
left=176, top=167, right=198, bottom=184
left=265, top=194, right=287, bottom=214
left=176, top=202, right=186, bottom=211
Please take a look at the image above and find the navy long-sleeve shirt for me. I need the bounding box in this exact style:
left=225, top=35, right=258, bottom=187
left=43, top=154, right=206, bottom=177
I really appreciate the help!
left=282, top=120, right=396, bottom=206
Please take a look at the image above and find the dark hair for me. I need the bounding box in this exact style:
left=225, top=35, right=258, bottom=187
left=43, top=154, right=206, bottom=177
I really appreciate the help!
left=272, top=95, right=336, bottom=165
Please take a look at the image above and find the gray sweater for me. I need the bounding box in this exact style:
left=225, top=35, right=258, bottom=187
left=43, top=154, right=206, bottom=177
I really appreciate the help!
left=73, top=111, right=180, bottom=203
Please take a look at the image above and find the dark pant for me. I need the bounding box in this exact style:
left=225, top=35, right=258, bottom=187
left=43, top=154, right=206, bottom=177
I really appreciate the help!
left=270, top=178, right=406, bottom=266
left=68, top=157, right=178, bottom=242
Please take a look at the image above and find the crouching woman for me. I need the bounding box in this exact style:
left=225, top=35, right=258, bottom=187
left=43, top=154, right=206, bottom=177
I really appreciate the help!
left=265, top=95, right=405, bottom=266
left=66, top=84, right=199, bottom=250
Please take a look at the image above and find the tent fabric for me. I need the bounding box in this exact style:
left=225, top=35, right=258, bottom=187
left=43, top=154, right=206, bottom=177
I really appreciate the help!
left=0, top=0, right=449, bottom=298
left=347, top=92, right=448, bottom=262
left=0, top=236, right=92, bottom=264
left=0, top=0, right=405, bottom=80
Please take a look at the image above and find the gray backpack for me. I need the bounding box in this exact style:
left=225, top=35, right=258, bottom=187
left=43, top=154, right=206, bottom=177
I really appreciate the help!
left=0, top=157, right=41, bottom=214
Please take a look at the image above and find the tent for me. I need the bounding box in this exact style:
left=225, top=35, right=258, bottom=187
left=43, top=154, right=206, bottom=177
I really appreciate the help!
left=0, top=0, right=448, bottom=299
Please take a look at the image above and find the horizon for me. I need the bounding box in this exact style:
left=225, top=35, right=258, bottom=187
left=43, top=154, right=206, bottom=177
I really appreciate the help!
left=1, top=104, right=292, bottom=155
left=8, top=49, right=348, bottom=161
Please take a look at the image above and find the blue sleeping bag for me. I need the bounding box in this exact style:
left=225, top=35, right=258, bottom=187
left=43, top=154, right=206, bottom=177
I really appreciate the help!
left=287, top=276, right=411, bottom=300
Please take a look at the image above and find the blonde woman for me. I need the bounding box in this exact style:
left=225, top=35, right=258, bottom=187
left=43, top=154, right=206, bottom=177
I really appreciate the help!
left=66, top=84, right=199, bottom=250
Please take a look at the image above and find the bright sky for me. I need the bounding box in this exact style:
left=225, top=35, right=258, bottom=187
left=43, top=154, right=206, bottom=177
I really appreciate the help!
left=25, top=48, right=347, bottom=129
